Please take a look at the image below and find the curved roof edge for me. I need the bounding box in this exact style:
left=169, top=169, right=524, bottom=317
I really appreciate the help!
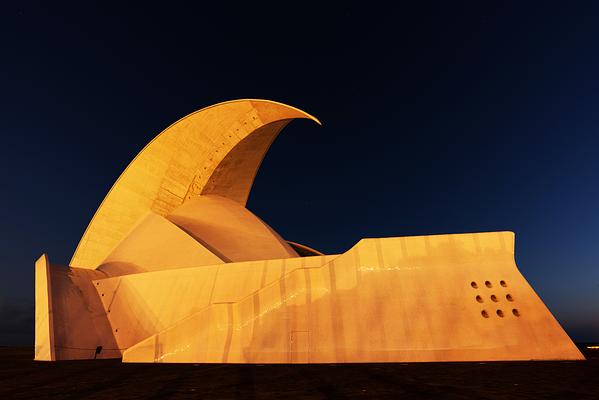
left=71, top=99, right=320, bottom=269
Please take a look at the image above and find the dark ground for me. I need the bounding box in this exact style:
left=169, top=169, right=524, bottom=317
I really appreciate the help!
left=0, top=346, right=597, bottom=399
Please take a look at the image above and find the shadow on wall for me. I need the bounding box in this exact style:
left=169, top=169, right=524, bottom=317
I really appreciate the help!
left=0, top=296, right=33, bottom=346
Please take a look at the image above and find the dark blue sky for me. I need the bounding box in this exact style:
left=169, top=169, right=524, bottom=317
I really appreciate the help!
left=1, top=2, right=598, bottom=344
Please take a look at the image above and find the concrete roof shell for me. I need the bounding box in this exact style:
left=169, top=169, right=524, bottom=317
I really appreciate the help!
left=70, top=99, right=320, bottom=269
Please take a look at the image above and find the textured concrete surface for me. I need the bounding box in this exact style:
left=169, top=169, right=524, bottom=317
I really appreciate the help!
left=35, top=99, right=582, bottom=363
left=2, top=346, right=597, bottom=399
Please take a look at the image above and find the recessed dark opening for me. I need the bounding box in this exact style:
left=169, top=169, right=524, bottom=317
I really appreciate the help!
left=512, top=309, right=520, bottom=317
left=94, top=345, right=103, bottom=359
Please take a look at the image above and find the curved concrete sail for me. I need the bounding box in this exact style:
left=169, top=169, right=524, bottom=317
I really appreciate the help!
left=71, top=99, right=320, bottom=269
